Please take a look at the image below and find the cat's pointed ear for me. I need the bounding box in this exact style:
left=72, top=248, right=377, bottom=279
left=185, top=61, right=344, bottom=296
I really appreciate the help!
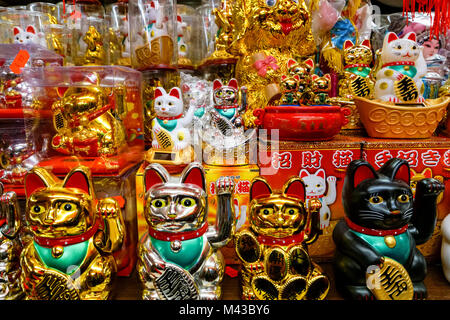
left=13, top=26, right=21, bottom=36
left=281, top=75, right=287, bottom=81
left=315, top=169, right=325, bottom=179
left=25, top=167, right=54, bottom=198
left=304, top=58, right=314, bottom=71
left=168, top=87, right=181, bottom=99
left=324, top=73, right=331, bottom=80
left=422, top=168, right=433, bottom=179
left=250, top=177, right=272, bottom=200
left=311, top=74, right=318, bottom=81
left=379, top=158, right=410, bottom=184
left=228, top=78, right=239, bottom=90
left=361, top=39, right=371, bottom=48
left=154, top=87, right=166, bottom=99
left=283, top=177, right=305, bottom=201
left=150, top=1, right=155, bottom=8
left=26, top=25, right=36, bottom=34
left=63, top=166, right=93, bottom=195
left=287, top=58, right=297, bottom=68
left=213, top=79, right=223, bottom=91
left=346, top=160, right=377, bottom=188
left=299, top=169, right=310, bottom=179
left=181, top=162, right=206, bottom=191
left=405, top=32, right=416, bottom=42
left=144, top=163, right=169, bottom=192
left=293, top=75, right=300, bottom=81
left=387, top=32, right=399, bottom=43
left=181, top=84, right=190, bottom=93
left=344, top=40, right=354, bottom=50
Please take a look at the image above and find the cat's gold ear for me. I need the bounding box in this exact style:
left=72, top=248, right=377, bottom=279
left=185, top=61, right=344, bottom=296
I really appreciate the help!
left=283, top=177, right=305, bottom=201
left=25, top=167, right=55, bottom=198
left=250, top=177, right=272, bottom=200
left=421, top=168, right=433, bottom=179
left=63, top=166, right=93, bottom=195
left=181, top=162, right=206, bottom=191
left=144, top=163, right=169, bottom=192
left=344, top=40, right=354, bottom=50
left=361, top=39, right=371, bottom=48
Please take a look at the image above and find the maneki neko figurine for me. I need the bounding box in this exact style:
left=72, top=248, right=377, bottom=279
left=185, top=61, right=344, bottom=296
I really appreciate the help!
left=20, top=166, right=125, bottom=300
left=137, top=162, right=235, bottom=300
left=0, top=182, right=23, bottom=300
left=234, top=177, right=330, bottom=300
left=147, top=86, right=195, bottom=165
left=51, top=84, right=126, bottom=158
left=333, top=158, right=443, bottom=300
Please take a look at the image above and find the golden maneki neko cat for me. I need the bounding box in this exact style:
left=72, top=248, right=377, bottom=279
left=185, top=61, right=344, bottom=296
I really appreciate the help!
left=226, top=0, right=317, bottom=126
left=20, top=166, right=125, bottom=300
left=0, top=182, right=23, bottom=300
left=235, top=176, right=330, bottom=300
left=51, top=84, right=126, bottom=158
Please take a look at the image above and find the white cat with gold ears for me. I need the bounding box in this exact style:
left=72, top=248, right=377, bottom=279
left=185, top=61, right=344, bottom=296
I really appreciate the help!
left=374, top=32, right=427, bottom=103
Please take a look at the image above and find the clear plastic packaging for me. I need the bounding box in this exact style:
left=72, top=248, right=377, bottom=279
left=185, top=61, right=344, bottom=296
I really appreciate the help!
left=176, top=4, right=201, bottom=69
left=106, top=1, right=132, bottom=66
left=128, top=0, right=177, bottom=70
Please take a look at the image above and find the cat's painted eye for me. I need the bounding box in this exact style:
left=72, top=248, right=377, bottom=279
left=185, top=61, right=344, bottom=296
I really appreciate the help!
left=168, top=102, right=173, bottom=106
left=180, top=197, right=196, bottom=208
left=156, top=101, right=162, bottom=106
left=412, top=46, right=417, bottom=50
left=61, top=202, right=76, bottom=212
left=285, top=207, right=299, bottom=215
left=369, top=196, right=383, bottom=204
left=316, top=184, right=321, bottom=188
left=151, top=199, right=167, bottom=208
left=397, top=194, right=410, bottom=203
left=259, top=208, right=274, bottom=215
left=396, top=45, right=402, bottom=49
left=266, top=0, right=276, bottom=7
left=32, top=205, right=45, bottom=213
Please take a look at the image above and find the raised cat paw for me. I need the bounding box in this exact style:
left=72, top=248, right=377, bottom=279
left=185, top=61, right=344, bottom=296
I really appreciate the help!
left=216, top=176, right=234, bottom=195
left=97, top=198, right=120, bottom=218
left=417, top=178, right=445, bottom=196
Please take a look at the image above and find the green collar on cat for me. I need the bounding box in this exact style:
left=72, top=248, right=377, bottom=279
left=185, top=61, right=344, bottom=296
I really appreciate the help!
left=344, top=64, right=371, bottom=78
left=156, top=117, right=179, bottom=132
left=34, top=240, right=89, bottom=275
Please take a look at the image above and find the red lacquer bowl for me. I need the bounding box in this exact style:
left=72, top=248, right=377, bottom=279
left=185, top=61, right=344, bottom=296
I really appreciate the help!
left=253, top=105, right=350, bottom=141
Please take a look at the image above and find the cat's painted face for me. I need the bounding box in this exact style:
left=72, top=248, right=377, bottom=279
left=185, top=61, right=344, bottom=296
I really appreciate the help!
left=24, top=166, right=96, bottom=238
left=287, top=58, right=314, bottom=83
left=251, top=0, right=310, bottom=36
left=300, top=169, right=326, bottom=196
left=311, top=74, right=331, bottom=92
left=213, top=79, right=239, bottom=106
left=382, top=32, right=421, bottom=64
left=343, top=40, right=373, bottom=65
left=13, top=25, right=39, bottom=44
left=249, top=177, right=307, bottom=238
left=182, top=81, right=210, bottom=107
left=57, top=86, right=107, bottom=116
left=154, top=87, right=184, bottom=117
left=144, top=163, right=207, bottom=233
left=280, top=75, right=299, bottom=91
left=343, top=159, right=414, bottom=230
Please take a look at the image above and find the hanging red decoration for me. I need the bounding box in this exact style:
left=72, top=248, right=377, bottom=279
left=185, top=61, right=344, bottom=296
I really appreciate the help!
left=403, top=0, right=450, bottom=37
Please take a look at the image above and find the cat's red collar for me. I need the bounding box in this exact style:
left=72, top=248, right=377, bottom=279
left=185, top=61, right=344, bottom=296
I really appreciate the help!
left=306, top=195, right=323, bottom=199
left=33, top=217, right=103, bottom=248
left=382, top=61, right=415, bottom=68
left=257, top=231, right=304, bottom=246
left=214, top=105, right=238, bottom=110
left=149, top=222, right=209, bottom=242
left=345, top=217, right=408, bottom=236
left=158, top=114, right=183, bottom=121
left=344, top=63, right=371, bottom=69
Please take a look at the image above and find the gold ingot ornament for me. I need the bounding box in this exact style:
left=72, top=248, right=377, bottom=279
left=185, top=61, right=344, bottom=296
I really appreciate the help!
left=20, top=166, right=125, bottom=300
left=235, top=177, right=330, bottom=300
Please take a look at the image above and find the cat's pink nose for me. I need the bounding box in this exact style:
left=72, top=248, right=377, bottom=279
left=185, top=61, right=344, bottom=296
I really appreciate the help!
left=391, top=210, right=401, bottom=215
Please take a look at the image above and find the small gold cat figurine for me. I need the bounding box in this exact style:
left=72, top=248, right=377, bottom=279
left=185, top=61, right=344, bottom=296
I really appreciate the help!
left=312, top=74, right=331, bottom=104
left=83, top=26, right=105, bottom=66
left=280, top=74, right=300, bottom=105
left=20, top=166, right=125, bottom=300
left=51, top=84, right=126, bottom=157
left=338, top=39, right=374, bottom=99
left=235, top=177, right=330, bottom=300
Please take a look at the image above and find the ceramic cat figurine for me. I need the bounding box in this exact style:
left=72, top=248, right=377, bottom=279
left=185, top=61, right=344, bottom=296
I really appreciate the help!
left=333, top=158, right=443, bottom=300
left=211, top=79, right=247, bottom=135
left=20, top=166, right=125, bottom=300
left=177, top=15, right=190, bottom=66
left=143, top=1, right=169, bottom=42
left=311, top=74, right=332, bottom=104
left=0, top=183, right=23, bottom=300
left=137, top=162, right=235, bottom=300
left=12, top=25, right=46, bottom=47
left=299, top=169, right=336, bottom=229
left=339, top=39, right=374, bottom=99
left=180, top=74, right=212, bottom=123
left=51, top=85, right=126, bottom=157
left=151, top=87, right=195, bottom=151
left=280, top=74, right=300, bottom=105
left=234, top=177, right=330, bottom=300
left=374, top=32, right=427, bottom=103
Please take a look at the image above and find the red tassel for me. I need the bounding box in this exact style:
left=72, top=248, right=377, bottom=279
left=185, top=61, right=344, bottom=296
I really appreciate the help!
left=403, top=0, right=450, bottom=37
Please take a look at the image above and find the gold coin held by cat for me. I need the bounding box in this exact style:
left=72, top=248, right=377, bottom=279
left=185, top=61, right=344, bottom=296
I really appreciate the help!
left=384, top=235, right=396, bottom=248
